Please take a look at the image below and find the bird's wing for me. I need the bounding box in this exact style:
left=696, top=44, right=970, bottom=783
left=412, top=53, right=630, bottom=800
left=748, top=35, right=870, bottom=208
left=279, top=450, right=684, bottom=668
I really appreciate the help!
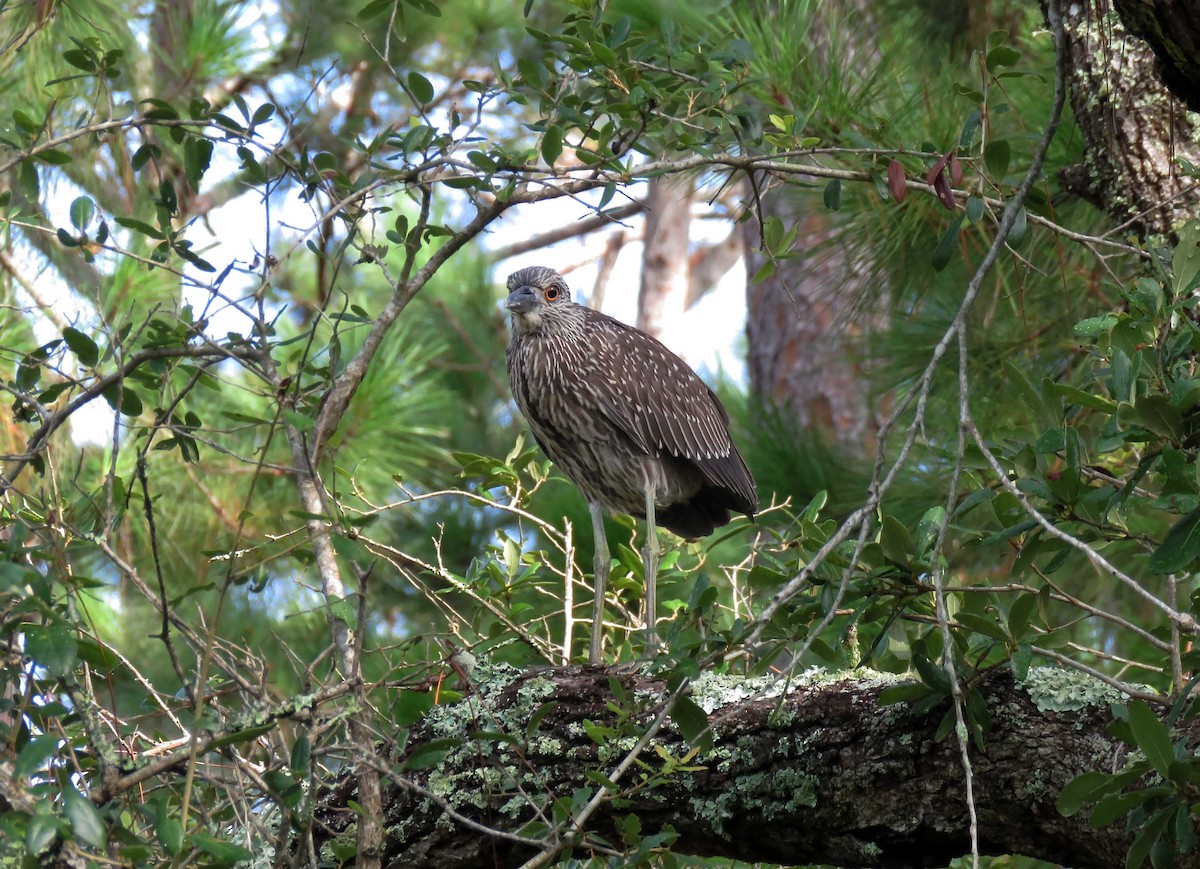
left=581, top=313, right=756, bottom=508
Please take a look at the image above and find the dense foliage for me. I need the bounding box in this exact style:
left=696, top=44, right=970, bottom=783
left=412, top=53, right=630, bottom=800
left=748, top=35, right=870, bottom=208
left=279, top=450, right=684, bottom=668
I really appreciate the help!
left=2, top=0, right=1199, bottom=865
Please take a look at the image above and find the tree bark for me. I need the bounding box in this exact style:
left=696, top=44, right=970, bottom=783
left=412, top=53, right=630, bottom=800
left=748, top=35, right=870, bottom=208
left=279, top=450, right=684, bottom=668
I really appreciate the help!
left=312, top=666, right=1156, bottom=868
left=742, top=0, right=885, bottom=450
left=744, top=203, right=883, bottom=450
left=637, top=177, right=693, bottom=339
left=1056, top=0, right=1200, bottom=240
left=1111, top=0, right=1200, bottom=114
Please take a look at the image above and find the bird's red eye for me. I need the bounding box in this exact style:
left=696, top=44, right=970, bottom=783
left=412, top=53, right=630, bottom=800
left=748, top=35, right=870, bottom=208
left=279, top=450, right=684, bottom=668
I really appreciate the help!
left=544, top=286, right=560, bottom=301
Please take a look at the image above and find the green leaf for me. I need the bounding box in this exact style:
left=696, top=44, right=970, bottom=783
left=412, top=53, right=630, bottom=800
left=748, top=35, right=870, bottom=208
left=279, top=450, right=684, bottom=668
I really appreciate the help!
left=1008, top=206, right=1028, bottom=246
left=36, top=148, right=73, bottom=165
left=184, top=136, right=214, bottom=188
left=251, top=102, right=276, bottom=126
left=208, top=722, right=275, bottom=751
left=953, top=611, right=1008, bottom=642
left=542, top=124, right=563, bottom=166
left=282, top=408, right=315, bottom=432
left=190, top=832, right=254, bottom=863
left=406, top=0, right=442, bottom=16
left=69, top=196, right=95, bottom=230
left=1149, top=506, right=1200, bottom=574
left=358, top=0, right=393, bottom=20
left=1007, top=592, right=1038, bottom=640
left=101, top=384, right=143, bottom=417
left=63, top=787, right=106, bottom=849
left=1133, top=394, right=1183, bottom=441
left=822, top=178, right=841, bottom=210
left=952, top=488, right=995, bottom=519
left=1002, top=359, right=1059, bottom=428
left=12, top=108, right=39, bottom=131
left=1010, top=643, right=1032, bottom=680
left=584, top=769, right=621, bottom=791
left=915, top=505, right=946, bottom=555
left=1128, top=700, right=1175, bottom=778
left=290, top=733, right=311, bottom=774
left=131, top=143, right=160, bottom=171
left=1172, top=220, right=1200, bottom=297
left=62, top=48, right=96, bottom=72
left=1175, top=800, right=1195, bottom=853
left=407, top=71, right=434, bottom=104
left=912, top=646, right=953, bottom=695
left=62, top=327, right=99, bottom=367
left=526, top=701, right=558, bottom=738
left=402, top=737, right=464, bottom=770
left=1052, top=383, right=1117, bottom=412
left=965, top=195, right=983, bottom=223
left=878, top=683, right=935, bottom=706
left=879, top=515, right=914, bottom=565
left=670, top=695, right=712, bottom=753
left=1072, top=314, right=1119, bottom=338
left=115, top=216, right=165, bottom=240
left=932, top=214, right=965, bottom=271
left=394, top=688, right=434, bottom=726
left=1056, top=770, right=1122, bottom=817
left=1090, top=788, right=1164, bottom=829
left=986, top=45, right=1021, bottom=70
left=1127, top=803, right=1176, bottom=869
left=25, top=812, right=58, bottom=855
left=26, top=623, right=78, bottom=677
left=155, top=799, right=183, bottom=855
left=19, top=159, right=39, bottom=199
left=14, top=734, right=60, bottom=780
left=984, top=139, right=1010, bottom=177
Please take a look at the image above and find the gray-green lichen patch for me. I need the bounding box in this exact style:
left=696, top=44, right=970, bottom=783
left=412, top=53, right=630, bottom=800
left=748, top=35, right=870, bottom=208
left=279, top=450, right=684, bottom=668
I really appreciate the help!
left=687, top=667, right=908, bottom=714
left=1019, top=665, right=1146, bottom=712
left=318, top=822, right=357, bottom=865
left=688, top=670, right=782, bottom=713
left=405, top=661, right=561, bottom=822
left=681, top=766, right=818, bottom=838
left=423, top=661, right=524, bottom=739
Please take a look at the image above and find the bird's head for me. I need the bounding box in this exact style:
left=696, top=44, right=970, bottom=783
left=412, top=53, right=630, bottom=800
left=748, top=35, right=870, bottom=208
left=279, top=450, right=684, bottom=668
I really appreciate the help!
left=505, top=266, right=574, bottom=334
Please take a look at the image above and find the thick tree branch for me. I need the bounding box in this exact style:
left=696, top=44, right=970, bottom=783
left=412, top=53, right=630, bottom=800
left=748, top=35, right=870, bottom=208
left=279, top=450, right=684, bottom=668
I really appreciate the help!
left=313, top=665, right=1160, bottom=868
left=1112, top=0, right=1200, bottom=114
left=1056, top=0, right=1200, bottom=239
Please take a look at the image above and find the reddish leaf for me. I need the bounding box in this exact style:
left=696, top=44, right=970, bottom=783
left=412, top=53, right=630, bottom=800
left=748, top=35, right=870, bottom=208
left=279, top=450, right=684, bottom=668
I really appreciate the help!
left=933, top=171, right=957, bottom=210
left=887, top=160, right=907, bottom=203
left=950, top=152, right=963, bottom=185
left=925, top=151, right=951, bottom=186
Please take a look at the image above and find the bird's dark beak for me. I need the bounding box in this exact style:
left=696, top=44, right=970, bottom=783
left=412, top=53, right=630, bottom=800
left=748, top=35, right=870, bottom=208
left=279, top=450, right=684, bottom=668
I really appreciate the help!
left=505, top=285, right=538, bottom=315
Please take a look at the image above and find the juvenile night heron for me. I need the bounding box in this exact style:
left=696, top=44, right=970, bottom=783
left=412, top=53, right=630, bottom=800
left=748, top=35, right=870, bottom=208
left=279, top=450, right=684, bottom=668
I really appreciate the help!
left=505, top=266, right=757, bottom=662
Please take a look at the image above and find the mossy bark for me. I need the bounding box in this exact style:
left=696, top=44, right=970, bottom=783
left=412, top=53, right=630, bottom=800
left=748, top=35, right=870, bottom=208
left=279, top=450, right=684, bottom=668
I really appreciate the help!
left=312, top=666, right=1169, bottom=868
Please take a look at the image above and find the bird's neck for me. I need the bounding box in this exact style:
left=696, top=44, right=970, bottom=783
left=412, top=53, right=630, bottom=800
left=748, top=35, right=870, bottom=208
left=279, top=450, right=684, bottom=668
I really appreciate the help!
left=511, top=306, right=586, bottom=340
left=510, top=310, right=543, bottom=334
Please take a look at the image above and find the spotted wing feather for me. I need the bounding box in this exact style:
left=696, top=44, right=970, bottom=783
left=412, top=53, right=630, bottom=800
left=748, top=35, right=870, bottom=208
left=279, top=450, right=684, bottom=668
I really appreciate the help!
left=581, top=309, right=757, bottom=516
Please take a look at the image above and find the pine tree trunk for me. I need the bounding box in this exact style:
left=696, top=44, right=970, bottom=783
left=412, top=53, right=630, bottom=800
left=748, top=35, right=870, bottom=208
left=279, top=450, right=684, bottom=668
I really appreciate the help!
left=637, top=178, right=693, bottom=339
left=1057, top=0, right=1200, bottom=239
left=743, top=206, right=882, bottom=451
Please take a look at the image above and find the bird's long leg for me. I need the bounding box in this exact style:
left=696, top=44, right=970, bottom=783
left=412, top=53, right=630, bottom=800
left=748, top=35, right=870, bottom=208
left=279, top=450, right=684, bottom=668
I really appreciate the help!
left=642, top=483, right=660, bottom=653
left=588, top=501, right=608, bottom=664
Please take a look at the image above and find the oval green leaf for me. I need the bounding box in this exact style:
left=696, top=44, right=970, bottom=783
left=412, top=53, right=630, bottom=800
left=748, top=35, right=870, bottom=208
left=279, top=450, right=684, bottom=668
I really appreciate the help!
left=64, top=787, right=107, bottom=849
